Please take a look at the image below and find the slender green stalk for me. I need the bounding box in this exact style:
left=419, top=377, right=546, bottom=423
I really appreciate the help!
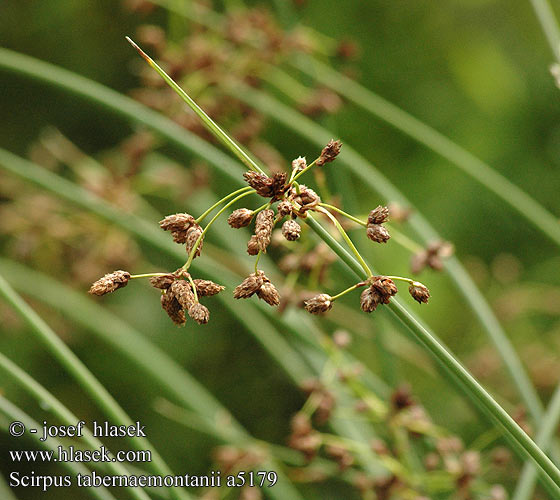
left=0, top=353, right=150, bottom=500
left=513, top=384, right=560, bottom=500
left=0, top=469, right=23, bottom=500
left=196, top=186, right=254, bottom=223
left=529, top=0, right=560, bottom=62
left=330, top=283, right=366, bottom=301
left=184, top=190, right=255, bottom=270
left=319, top=203, right=367, bottom=227
left=0, top=273, right=190, bottom=500
left=231, top=84, right=550, bottom=435
left=319, top=206, right=372, bottom=277
left=304, top=214, right=560, bottom=493
left=125, top=37, right=265, bottom=175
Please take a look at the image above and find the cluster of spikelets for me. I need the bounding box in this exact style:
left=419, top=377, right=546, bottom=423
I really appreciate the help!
left=89, top=139, right=430, bottom=325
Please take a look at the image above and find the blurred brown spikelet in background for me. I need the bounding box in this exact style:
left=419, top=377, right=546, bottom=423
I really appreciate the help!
left=89, top=270, right=131, bottom=296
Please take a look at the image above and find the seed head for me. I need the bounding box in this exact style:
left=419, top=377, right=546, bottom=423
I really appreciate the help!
left=282, top=219, right=301, bottom=241
left=360, top=286, right=380, bottom=313
left=316, top=139, right=342, bottom=166
left=233, top=271, right=264, bottom=299
left=247, top=235, right=260, bottom=255
left=411, top=241, right=454, bottom=274
left=291, top=156, right=307, bottom=172
left=371, top=276, right=398, bottom=304
left=89, top=270, right=131, bottom=296
left=244, top=171, right=272, bottom=197
left=366, top=224, right=391, bottom=243
left=409, top=282, right=430, bottom=304
left=255, top=209, right=274, bottom=252
left=171, top=280, right=196, bottom=309
left=161, top=291, right=186, bottom=326
left=149, top=274, right=176, bottom=290
left=185, top=225, right=204, bottom=258
left=160, top=213, right=196, bottom=243
left=277, top=200, right=293, bottom=218
left=243, top=171, right=287, bottom=199
left=367, top=205, right=389, bottom=225
left=187, top=302, right=210, bottom=324
left=193, top=279, right=225, bottom=296
left=227, top=208, right=253, bottom=228
left=257, top=281, right=280, bottom=306
left=304, top=293, right=333, bottom=314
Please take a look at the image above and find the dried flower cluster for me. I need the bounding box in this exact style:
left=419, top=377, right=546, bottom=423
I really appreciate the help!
left=89, top=136, right=434, bottom=325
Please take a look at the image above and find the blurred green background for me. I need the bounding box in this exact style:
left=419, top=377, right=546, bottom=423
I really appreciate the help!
left=1, top=0, right=560, bottom=498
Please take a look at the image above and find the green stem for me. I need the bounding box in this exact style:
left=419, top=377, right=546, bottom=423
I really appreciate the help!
left=183, top=190, right=255, bottom=270
left=319, top=203, right=367, bottom=226
left=0, top=273, right=190, bottom=500
left=513, top=383, right=560, bottom=500
left=0, top=354, right=148, bottom=500
left=254, top=251, right=263, bottom=273
left=385, top=223, right=424, bottom=253
left=125, top=37, right=265, bottom=175
left=304, top=214, right=560, bottom=493
left=330, top=283, right=366, bottom=301
left=318, top=207, right=372, bottom=277
left=195, top=186, right=254, bottom=223
left=130, top=272, right=169, bottom=279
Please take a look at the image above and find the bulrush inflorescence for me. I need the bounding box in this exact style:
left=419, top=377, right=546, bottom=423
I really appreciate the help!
left=89, top=39, right=435, bottom=327
left=89, top=136, right=432, bottom=325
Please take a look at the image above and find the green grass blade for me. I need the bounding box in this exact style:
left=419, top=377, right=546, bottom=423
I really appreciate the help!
left=231, top=83, right=548, bottom=428
left=304, top=215, right=560, bottom=494
left=0, top=47, right=241, bottom=185
left=125, top=37, right=266, bottom=175
left=288, top=56, right=560, bottom=248
left=529, top=0, right=560, bottom=62
left=513, top=383, right=560, bottom=500
left=0, top=361, right=139, bottom=500
left=0, top=471, right=20, bottom=500
left=0, top=273, right=190, bottom=500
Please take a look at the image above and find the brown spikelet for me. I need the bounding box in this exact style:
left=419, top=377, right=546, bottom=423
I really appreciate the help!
left=304, top=294, right=333, bottom=314
left=316, top=139, right=342, bottom=166
left=89, top=271, right=131, bottom=296
left=233, top=271, right=264, bottom=299
left=255, top=209, right=274, bottom=252
left=371, top=277, right=398, bottom=304
left=227, top=208, right=254, bottom=228
left=257, top=281, right=280, bottom=306
left=149, top=274, right=176, bottom=290
left=360, top=286, right=380, bottom=313
left=247, top=235, right=260, bottom=255
left=367, top=205, right=389, bottom=225
left=277, top=200, right=293, bottom=218
left=171, top=280, right=196, bottom=309
left=193, top=279, right=225, bottom=297
left=161, top=291, right=186, bottom=326
left=409, top=282, right=430, bottom=304
left=270, top=172, right=288, bottom=200
left=185, top=225, right=204, bottom=258
left=187, top=302, right=210, bottom=324
left=291, top=156, right=307, bottom=172
left=243, top=171, right=273, bottom=197
left=366, top=224, right=391, bottom=243
left=282, top=219, right=301, bottom=241
left=160, top=213, right=196, bottom=243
